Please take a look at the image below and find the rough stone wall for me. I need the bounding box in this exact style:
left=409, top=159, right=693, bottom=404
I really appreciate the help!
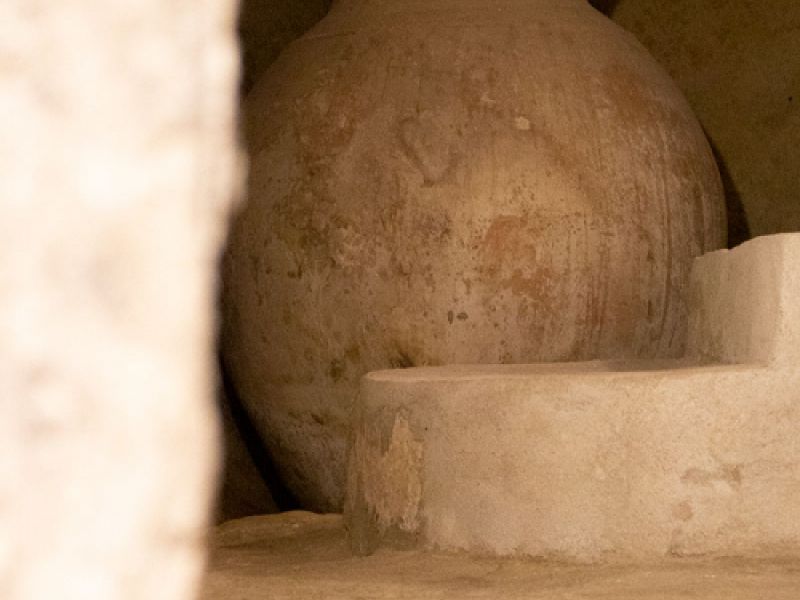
left=0, top=0, right=240, bottom=598
left=605, top=0, right=800, bottom=242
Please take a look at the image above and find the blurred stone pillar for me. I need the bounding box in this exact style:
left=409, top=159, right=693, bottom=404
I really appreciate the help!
left=0, top=0, right=240, bottom=598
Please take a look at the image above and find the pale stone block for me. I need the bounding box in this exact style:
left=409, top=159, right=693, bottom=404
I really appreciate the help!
left=346, top=234, right=800, bottom=561
left=0, top=0, right=240, bottom=597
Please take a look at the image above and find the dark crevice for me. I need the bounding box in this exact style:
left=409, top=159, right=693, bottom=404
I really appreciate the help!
left=707, top=135, right=751, bottom=248
left=218, top=352, right=301, bottom=511
left=589, top=0, right=621, bottom=16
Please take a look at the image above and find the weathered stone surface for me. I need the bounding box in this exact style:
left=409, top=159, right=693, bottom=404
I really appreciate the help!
left=201, top=512, right=800, bottom=600
left=0, top=0, right=239, bottom=598
left=222, top=0, right=726, bottom=512
left=687, top=234, right=800, bottom=366
left=346, top=234, right=800, bottom=561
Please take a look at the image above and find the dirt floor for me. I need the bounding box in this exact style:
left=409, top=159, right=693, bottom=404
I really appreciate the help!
left=201, top=512, right=800, bottom=599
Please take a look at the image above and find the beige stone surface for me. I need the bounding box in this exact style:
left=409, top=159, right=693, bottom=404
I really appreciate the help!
left=346, top=234, right=800, bottom=561
left=0, top=0, right=240, bottom=598
left=608, top=0, right=800, bottom=240
left=223, top=0, right=725, bottom=512
left=687, top=234, right=800, bottom=366
left=202, top=512, right=800, bottom=600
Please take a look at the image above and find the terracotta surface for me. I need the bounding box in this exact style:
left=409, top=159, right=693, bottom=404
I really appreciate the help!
left=223, top=0, right=726, bottom=511
left=346, top=234, right=800, bottom=560
left=201, top=512, right=800, bottom=600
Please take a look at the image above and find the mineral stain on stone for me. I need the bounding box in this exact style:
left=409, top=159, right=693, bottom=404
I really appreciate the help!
left=681, top=464, right=742, bottom=490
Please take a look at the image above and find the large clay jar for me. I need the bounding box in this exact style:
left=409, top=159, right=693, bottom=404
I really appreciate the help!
left=222, top=0, right=726, bottom=511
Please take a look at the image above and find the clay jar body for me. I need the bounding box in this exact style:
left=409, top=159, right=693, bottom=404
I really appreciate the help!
left=223, top=0, right=726, bottom=511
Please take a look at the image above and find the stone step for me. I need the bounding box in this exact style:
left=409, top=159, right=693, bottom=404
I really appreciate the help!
left=345, top=234, right=800, bottom=561
left=202, top=512, right=800, bottom=599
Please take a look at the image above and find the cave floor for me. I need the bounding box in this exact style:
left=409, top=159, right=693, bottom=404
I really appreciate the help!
left=201, top=512, right=800, bottom=600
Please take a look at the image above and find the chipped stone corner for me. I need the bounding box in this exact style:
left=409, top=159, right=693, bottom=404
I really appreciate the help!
left=344, top=409, right=424, bottom=555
